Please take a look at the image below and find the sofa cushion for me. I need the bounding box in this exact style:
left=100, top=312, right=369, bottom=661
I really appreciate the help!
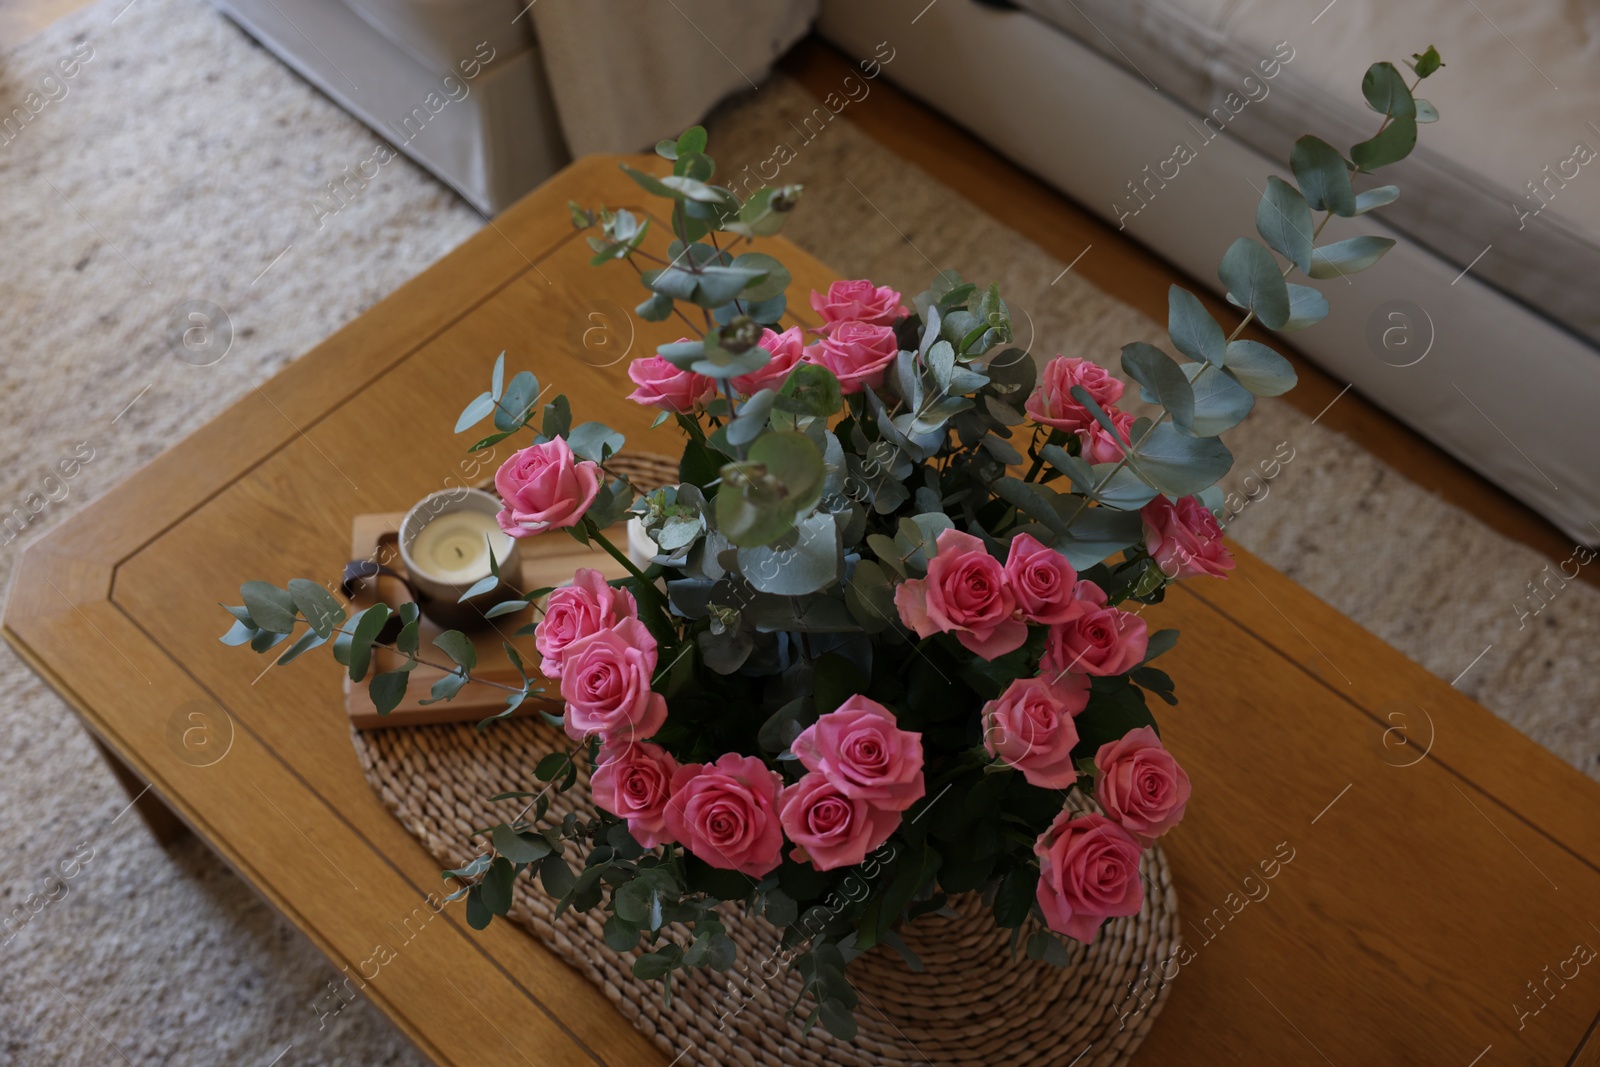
left=1012, top=0, right=1600, bottom=347
left=340, top=0, right=534, bottom=75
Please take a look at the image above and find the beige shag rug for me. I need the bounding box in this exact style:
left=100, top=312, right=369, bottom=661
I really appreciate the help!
left=0, top=0, right=1594, bottom=1064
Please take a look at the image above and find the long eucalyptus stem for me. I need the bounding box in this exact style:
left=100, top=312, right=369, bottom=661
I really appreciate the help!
left=590, top=523, right=652, bottom=587
left=1060, top=102, right=1396, bottom=528
left=322, top=623, right=525, bottom=693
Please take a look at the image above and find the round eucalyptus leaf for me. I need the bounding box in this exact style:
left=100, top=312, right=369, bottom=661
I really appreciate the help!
left=1130, top=421, right=1233, bottom=497
left=1290, top=135, right=1356, bottom=216
left=241, top=581, right=296, bottom=634
left=731, top=252, right=791, bottom=302
left=1222, top=340, right=1298, bottom=396
left=1183, top=364, right=1255, bottom=437
left=1217, top=238, right=1290, bottom=330
left=1308, top=236, right=1396, bottom=280
left=715, top=431, right=827, bottom=547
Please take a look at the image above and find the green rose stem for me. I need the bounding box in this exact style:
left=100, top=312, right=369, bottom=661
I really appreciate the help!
left=673, top=411, right=712, bottom=449
left=587, top=521, right=651, bottom=584
left=923, top=753, right=998, bottom=792
left=1020, top=427, right=1070, bottom=485
left=584, top=520, right=673, bottom=628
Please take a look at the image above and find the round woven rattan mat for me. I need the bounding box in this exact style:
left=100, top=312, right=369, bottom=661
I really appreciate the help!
left=353, top=452, right=1180, bottom=1065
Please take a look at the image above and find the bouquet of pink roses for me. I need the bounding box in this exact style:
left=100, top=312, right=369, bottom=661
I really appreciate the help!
left=222, top=48, right=1442, bottom=1038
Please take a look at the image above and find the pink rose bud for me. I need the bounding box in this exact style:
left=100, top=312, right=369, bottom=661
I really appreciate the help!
left=791, top=695, right=925, bottom=812
left=1042, top=581, right=1148, bottom=678
left=1094, top=726, right=1191, bottom=844
left=625, top=350, right=715, bottom=414
left=558, top=617, right=666, bottom=743
left=981, top=674, right=1089, bottom=788
left=534, top=568, right=637, bottom=679
left=778, top=771, right=900, bottom=871
left=590, top=741, right=680, bottom=848
left=1141, top=495, right=1235, bottom=580
left=808, top=320, right=899, bottom=395
left=663, top=753, right=785, bottom=877
left=1003, top=532, right=1082, bottom=626
left=1077, top=407, right=1135, bottom=465
left=1034, top=810, right=1145, bottom=943
left=494, top=436, right=603, bottom=537
left=894, top=528, right=1027, bottom=660
left=808, top=279, right=909, bottom=333
left=731, top=325, right=808, bottom=396
left=1025, top=356, right=1125, bottom=434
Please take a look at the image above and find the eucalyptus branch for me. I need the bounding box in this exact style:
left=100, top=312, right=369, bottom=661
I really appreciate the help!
left=318, top=621, right=527, bottom=694
left=622, top=254, right=703, bottom=335
left=510, top=741, right=583, bottom=823
left=1061, top=88, right=1407, bottom=527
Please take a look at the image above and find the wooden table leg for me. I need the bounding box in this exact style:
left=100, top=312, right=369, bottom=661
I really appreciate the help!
left=90, top=734, right=190, bottom=847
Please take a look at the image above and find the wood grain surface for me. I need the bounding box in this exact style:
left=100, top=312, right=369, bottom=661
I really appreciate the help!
left=6, top=155, right=1599, bottom=1066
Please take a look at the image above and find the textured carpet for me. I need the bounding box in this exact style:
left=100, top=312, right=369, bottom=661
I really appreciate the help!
left=0, top=0, right=475, bottom=1064
left=1, top=0, right=1596, bottom=1065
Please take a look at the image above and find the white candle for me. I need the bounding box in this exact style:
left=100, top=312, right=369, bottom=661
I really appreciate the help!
left=410, top=510, right=509, bottom=582
left=398, top=489, right=522, bottom=628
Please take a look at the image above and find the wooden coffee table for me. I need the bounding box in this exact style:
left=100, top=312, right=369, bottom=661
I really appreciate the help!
left=7, top=156, right=1599, bottom=1066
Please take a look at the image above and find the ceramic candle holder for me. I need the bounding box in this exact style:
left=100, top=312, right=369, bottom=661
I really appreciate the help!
left=399, top=488, right=521, bottom=629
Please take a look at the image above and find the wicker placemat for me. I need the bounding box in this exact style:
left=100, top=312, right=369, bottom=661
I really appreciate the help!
left=352, top=452, right=1179, bottom=1064
left=354, top=720, right=1180, bottom=1066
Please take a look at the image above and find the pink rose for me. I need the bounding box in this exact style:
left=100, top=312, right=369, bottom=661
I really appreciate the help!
left=1042, top=582, right=1148, bottom=678
left=1026, top=356, right=1125, bottom=434
left=894, top=528, right=1027, bottom=659
left=626, top=351, right=715, bottom=414
left=981, top=675, right=1089, bottom=789
left=558, top=617, right=667, bottom=742
left=1034, top=810, right=1145, bottom=943
left=1003, top=532, right=1082, bottom=626
left=1094, top=726, right=1191, bottom=844
left=663, top=753, right=785, bottom=877
left=534, top=567, right=637, bottom=679
left=778, top=772, right=900, bottom=871
left=731, top=325, right=808, bottom=396
left=1078, top=407, right=1135, bottom=465
left=809, top=279, right=908, bottom=332
left=791, top=695, right=924, bottom=812
left=1142, top=495, right=1235, bottom=580
left=808, top=320, right=899, bottom=395
left=590, top=741, right=679, bottom=848
left=494, top=436, right=603, bottom=537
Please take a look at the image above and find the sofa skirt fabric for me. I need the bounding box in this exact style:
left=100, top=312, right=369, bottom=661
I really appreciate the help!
left=212, top=0, right=817, bottom=215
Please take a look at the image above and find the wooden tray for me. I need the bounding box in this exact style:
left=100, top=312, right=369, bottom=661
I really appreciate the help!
left=343, top=512, right=631, bottom=728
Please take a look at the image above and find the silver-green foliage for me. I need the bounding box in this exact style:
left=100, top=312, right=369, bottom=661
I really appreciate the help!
left=214, top=49, right=1446, bottom=1043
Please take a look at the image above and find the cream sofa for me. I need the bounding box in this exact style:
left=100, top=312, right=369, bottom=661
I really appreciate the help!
left=211, top=0, right=815, bottom=216
left=821, top=0, right=1600, bottom=544
left=213, top=0, right=1598, bottom=543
